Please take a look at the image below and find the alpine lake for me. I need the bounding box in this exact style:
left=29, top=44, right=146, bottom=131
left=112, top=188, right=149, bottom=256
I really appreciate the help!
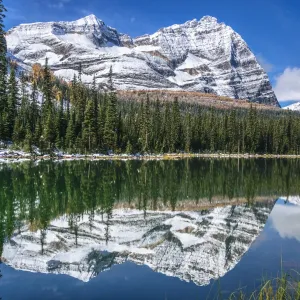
left=0, top=158, right=300, bottom=300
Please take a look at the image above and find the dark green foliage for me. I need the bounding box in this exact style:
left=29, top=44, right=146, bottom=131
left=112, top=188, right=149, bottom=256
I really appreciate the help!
left=103, top=92, right=117, bottom=151
left=42, top=58, right=53, bottom=116
left=82, top=99, right=97, bottom=151
left=6, top=64, right=19, bottom=139
left=66, top=110, right=76, bottom=151
left=170, top=97, right=181, bottom=152
left=0, top=0, right=6, bottom=141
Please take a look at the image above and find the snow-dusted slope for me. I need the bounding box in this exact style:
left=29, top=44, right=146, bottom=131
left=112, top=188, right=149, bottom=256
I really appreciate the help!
left=283, top=102, right=300, bottom=111
left=3, top=204, right=272, bottom=286
left=7, top=15, right=279, bottom=106
left=280, top=196, right=300, bottom=205
left=7, top=52, right=31, bottom=75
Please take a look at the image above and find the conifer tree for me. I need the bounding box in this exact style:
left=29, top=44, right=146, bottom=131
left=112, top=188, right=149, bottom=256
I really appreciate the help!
left=152, top=98, right=162, bottom=153
left=162, top=102, right=171, bottom=152
left=82, top=99, right=97, bottom=152
left=116, top=111, right=123, bottom=152
left=41, top=58, right=56, bottom=150
left=170, top=97, right=181, bottom=152
left=208, top=108, right=216, bottom=152
left=34, top=117, right=42, bottom=149
left=12, top=77, right=28, bottom=145
left=43, top=111, right=56, bottom=151
left=184, top=113, right=191, bottom=153
left=246, top=105, right=258, bottom=153
left=141, top=96, right=151, bottom=152
left=24, top=123, right=33, bottom=153
left=0, top=0, right=7, bottom=142
left=98, top=93, right=108, bottom=150
left=75, top=83, right=86, bottom=138
left=104, top=92, right=117, bottom=151
left=6, top=63, right=19, bottom=139
left=12, top=115, right=21, bottom=144
left=227, top=110, right=237, bottom=153
left=66, top=110, right=76, bottom=151
left=91, top=75, right=98, bottom=121
left=30, top=80, right=39, bottom=134
left=0, top=0, right=6, bottom=111
left=42, top=58, right=53, bottom=116
left=55, top=97, right=65, bottom=149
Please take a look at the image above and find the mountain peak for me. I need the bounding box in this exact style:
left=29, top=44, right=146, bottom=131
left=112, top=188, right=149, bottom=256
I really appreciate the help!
left=160, top=16, right=219, bottom=31
left=200, top=15, right=218, bottom=24
left=74, top=14, right=102, bottom=26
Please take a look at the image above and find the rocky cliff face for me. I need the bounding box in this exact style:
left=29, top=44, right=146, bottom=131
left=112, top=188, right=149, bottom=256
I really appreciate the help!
left=2, top=204, right=272, bottom=285
left=7, top=15, right=279, bottom=106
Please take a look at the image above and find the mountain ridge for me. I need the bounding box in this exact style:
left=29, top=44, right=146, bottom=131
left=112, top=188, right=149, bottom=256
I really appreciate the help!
left=2, top=204, right=272, bottom=285
left=283, top=102, right=300, bottom=111
left=7, top=14, right=280, bottom=107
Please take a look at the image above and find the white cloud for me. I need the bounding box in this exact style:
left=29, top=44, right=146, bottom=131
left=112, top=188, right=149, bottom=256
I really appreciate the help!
left=48, top=3, right=64, bottom=9
left=48, top=0, right=72, bottom=9
left=270, top=202, right=300, bottom=241
left=130, top=17, right=136, bottom=23
left=274, top=67, right=300, bottom=101
left=256, top=54, right=274, bottom=73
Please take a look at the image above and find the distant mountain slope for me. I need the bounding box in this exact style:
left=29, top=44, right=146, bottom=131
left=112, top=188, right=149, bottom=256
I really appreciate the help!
left=283, top=102, right=300, bottom=111
left=7, top=14, right=279, bottom=107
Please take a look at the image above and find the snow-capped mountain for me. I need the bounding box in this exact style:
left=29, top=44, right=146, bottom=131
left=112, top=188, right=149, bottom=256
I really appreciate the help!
left=7, top=14, right=279, bottom=106
left=3, top=204, right=272, bottom=286
left=283, top=102, right=300, bottom=111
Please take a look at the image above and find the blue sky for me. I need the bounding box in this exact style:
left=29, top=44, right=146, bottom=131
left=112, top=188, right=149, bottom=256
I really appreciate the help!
left=4, top=0, right=300, bottom=105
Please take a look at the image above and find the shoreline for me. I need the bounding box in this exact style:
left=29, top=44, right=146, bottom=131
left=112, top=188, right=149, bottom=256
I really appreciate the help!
left=2, top=152, right=300, bottom=162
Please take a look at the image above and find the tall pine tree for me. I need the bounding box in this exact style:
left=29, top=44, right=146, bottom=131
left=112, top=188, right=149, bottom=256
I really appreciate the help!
left=82, top=99, right=97, bottom=152
left=0, top=0, right=7, bottom=142
left=104, top=92, right=117, bottom=151
left=6, top=63, right=19, bottom=139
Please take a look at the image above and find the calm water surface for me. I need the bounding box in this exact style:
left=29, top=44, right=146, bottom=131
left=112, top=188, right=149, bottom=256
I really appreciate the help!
left=0, top=159, right=300, bottom=300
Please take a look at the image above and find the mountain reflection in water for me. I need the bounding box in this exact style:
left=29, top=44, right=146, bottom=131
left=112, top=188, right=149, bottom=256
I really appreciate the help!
left=0, top=159, right=300, bottom=295
left=3, top=203, right=273, bottom=285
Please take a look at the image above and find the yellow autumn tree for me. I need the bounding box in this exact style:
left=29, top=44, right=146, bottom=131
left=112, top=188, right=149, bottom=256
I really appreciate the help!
left=31, top=63, right=43, bottom=84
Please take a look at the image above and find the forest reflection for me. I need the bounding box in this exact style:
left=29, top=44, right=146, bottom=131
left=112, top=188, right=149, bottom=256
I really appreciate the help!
left=0, top=158, right=299, bottom=257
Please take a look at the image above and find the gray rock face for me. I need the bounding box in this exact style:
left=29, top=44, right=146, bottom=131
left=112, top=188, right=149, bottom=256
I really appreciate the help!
left=7, top=14, right=279, bottom=106
left=2, top=204, right=272, bottom=285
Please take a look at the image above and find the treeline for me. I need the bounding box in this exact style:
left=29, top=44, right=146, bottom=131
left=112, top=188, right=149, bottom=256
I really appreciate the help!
left=2, top=62, right=300, bottom=155
left=2, top=61, right=300, bottom=155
